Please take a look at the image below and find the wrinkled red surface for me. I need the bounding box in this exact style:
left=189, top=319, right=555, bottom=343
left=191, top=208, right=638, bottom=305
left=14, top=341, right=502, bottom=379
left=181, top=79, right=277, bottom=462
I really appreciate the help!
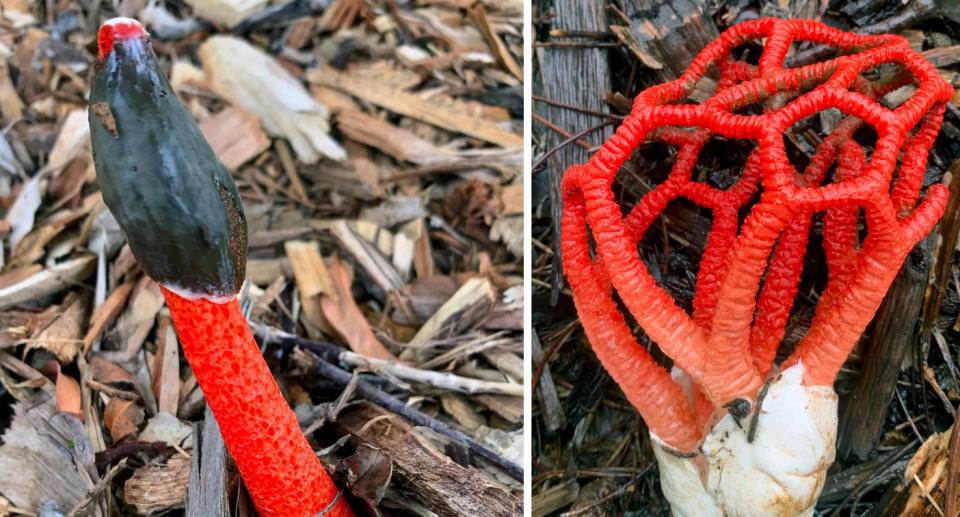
left=97, top=18, right=146, bottom=59
left=162, top=287, right=354, bottom=517
left=561, top=18, right=953, bottom=450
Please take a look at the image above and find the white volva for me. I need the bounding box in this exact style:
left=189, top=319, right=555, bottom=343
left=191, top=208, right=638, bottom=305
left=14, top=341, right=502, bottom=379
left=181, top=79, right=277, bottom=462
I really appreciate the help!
left=652, top=364, right=838, bottom=517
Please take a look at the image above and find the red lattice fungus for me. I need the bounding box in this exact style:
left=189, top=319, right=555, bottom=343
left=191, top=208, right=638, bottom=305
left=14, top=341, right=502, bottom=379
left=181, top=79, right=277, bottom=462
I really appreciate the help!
left=561, top=18, right=954, bottom=453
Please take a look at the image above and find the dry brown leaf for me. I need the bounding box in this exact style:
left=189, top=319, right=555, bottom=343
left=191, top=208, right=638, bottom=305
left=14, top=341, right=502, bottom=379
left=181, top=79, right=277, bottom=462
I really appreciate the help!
left=0, top=59, right=24, bottom=120
left=444, top=179, right=495, bottom=228
left=8, top=223, right=62, bottom=268
left=47, top=154, right=89, bottom=210
left=335, top=444, right=392, bottom=516
left=40, top=360, right=83, bottom=421
left=102, top=397, right=144, bottom=443
left=90, top=355, right=136, bottom=387
left=320, top=255, right=394, bottom=360
left=27, top=291, right=89, bottom=362
left=4, top=176, right=41, bottom=250
left=46, top=109, right=90, bottom=173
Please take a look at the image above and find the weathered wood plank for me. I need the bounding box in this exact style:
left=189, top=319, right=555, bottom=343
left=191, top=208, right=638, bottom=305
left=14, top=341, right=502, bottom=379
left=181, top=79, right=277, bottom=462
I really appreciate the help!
left=186, top=408, right=228, bottom=517
left=539, top=0, right=613, bottom=305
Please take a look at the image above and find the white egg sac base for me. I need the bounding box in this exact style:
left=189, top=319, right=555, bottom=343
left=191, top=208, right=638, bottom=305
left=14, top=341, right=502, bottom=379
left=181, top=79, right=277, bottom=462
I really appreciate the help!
left=653, top=364, right=838, bottom=517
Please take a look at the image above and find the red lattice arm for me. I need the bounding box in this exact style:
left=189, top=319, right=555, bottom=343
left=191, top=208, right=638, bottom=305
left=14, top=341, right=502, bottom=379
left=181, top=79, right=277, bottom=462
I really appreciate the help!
left=561, top=18, right=954, bottom=450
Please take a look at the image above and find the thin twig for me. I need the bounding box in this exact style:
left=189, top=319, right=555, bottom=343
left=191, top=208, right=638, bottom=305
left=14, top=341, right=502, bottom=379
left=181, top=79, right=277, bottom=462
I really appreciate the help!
left=896, top=388, right=926, bottom=443
left=827, top=439, right=919, bottom=517
left=532, top=113, right=592, bottom=149
left=532, top=325, right=577, bottom=394
left=748, top=377, right=774, bottom=443
left=65, top=458, right=128, bottom=517
left=914, top=472, right=945, bottom=517
left=558, top=464, right=654, bottom=517
left=531, top=469, right=636, bottom=486
left=305, top=350, right=524, bottom=481
left=532, top=120, right=617, bottom=171
left=533, top=41, right=623, bottom=48
left=548, top=29, right=616, bottom=40
left=532, top=95, right=624, bottom=120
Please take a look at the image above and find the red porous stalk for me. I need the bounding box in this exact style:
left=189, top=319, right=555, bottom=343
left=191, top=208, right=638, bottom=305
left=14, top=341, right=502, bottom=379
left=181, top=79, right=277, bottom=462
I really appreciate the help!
left=93, top=19, right=354, bottom=517
left=163, top=289, right=351, bottom=517
left=560, top=18, right=954, bottom=451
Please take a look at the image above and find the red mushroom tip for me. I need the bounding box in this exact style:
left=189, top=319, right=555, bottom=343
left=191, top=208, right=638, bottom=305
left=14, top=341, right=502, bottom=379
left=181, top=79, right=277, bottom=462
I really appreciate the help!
left=98, top=17, right=147, bottom=59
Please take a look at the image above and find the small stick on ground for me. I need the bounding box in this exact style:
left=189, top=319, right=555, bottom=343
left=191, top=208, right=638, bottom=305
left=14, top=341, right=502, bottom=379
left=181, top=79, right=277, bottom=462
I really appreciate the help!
left=65, top=458, right=128, bottom=517
left=558, top=465, right=654, bottom=517
left=308, top=351, right=524, bottom=481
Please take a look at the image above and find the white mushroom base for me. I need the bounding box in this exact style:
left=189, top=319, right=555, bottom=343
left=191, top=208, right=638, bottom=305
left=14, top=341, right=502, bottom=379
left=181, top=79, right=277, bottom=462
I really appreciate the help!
left=653, top=364, right=838, bottom=517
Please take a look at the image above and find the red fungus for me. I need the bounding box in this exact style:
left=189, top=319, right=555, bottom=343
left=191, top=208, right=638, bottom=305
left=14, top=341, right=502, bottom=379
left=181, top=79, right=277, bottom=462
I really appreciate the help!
left=163, top=290, right=350, bottom=517
left=89, top=18, right=354, bottom=517
left=560, top=18, right=952, bottom=508
left=97, top=17, right=147, bottom=59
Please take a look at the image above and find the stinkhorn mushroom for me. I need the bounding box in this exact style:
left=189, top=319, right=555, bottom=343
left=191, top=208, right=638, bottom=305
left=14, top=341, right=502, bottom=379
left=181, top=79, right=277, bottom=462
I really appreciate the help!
left=561, top=18, right=953, bottom=517
left=89, top=18, right=353, bottom=517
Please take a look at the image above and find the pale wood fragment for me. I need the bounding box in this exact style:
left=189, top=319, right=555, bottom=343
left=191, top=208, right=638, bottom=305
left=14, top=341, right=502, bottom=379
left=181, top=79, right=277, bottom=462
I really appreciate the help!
left=468, top=4, right=522, bottom=80
left=284, top=240, right=335, bottom=299
left=329, top=219, right=404, bottom=303
left=154, top=313, right=180, bottom=416
left=408, top=277, right=496, bottom=347
left=118, top=276, right=165, bottom=355
left=0, top=59, right=23, bottom=120
left=307, top=67, right=522, bottom=148
left=339, top=352, right=522, bottom=396
left=82, top=280, right=135, bottom=355
left=198, top=107, right=270, bottom=171
left=440, top=392, right=485, bottom=430
left=0, top=254, right=96, bottom=310
left=186, top=408, right=228, bottom=517
left=124, top=456, right=191, bottom=515
left=335, top=108, right=454, bottom=165
left=183, top=0, right=268, bottom=28
left=199, top=36, right=345, bottom=164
